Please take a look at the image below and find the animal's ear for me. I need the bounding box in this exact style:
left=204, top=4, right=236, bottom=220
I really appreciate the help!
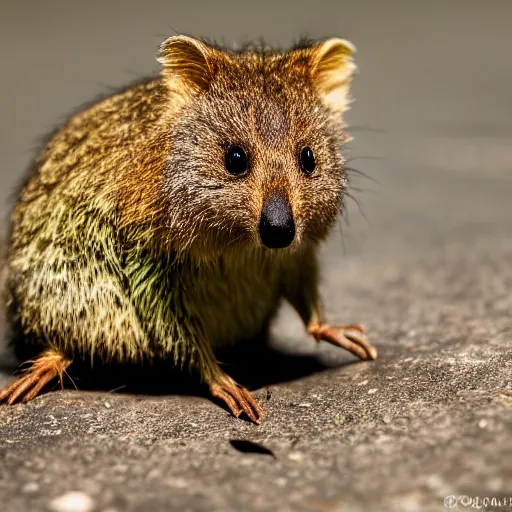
left=158, top=36, right=216, bottom=97
left=309, top=38, right=357, bottom=113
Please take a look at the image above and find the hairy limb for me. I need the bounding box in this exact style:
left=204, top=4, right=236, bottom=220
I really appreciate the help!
left=0, top=350, right=71, bottom=405
left=283, top=248, right=377, bottom=361
left=195, top=341, right=263, bottom=423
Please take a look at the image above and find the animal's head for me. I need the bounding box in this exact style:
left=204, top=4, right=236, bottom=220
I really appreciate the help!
left=158, top=35, right=356, bottom=258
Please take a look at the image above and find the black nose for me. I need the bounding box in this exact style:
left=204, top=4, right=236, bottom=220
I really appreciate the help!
left=259, top=193, right=295, bottom=249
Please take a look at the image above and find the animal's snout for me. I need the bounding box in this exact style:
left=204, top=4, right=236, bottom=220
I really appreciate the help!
left=259, top=193, right=295, bottom=249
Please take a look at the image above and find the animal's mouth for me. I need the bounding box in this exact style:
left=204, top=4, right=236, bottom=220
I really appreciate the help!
left=258, top=192, right=295, bottom=249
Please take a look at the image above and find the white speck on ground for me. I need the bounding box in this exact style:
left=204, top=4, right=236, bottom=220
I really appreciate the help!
left=21, top=482, right=39, bottom=494
left=49, top=492, right=95, bottom=512
left=288, top=452, right=304, bottom=462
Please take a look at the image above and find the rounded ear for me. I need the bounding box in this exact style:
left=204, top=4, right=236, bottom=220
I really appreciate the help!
left=310, top=38, right=357, bottom=113
left=157, top=35, right=215, bottom=96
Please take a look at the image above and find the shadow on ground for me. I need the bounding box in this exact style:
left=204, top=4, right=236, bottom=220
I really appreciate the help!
left=1, top=336, right=355, bottom=404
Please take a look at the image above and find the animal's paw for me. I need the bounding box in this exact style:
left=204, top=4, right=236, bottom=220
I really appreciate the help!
left=209, top=375, right=263, bottom=424
left=308, top=323, right=377, bottom=360
left=0, top=351, right=71, bottom=405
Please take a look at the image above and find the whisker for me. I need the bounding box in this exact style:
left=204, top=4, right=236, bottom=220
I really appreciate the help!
left=340, top=211, right=350, bottom=227
left=345, top=191, right=369, bottom=225
left=344, top=165, right=380, bottom=185
left=346, top=124, right=386, bottom=133
left=345, top=156, right=383, bottom=163
left=336, top=217, right=346, bottom=256
left=64, top=369, right=78, bottom=391
left=108, top=384, right=127, bottom=394
left=348, top=186, right=377, bottom=194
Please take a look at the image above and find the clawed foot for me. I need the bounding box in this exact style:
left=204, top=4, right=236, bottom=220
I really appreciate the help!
left=308, top=323, right=377, bottom=361
left=209, top=374, right=263, bottom=424
left=0, top=351, right=71, bottom=405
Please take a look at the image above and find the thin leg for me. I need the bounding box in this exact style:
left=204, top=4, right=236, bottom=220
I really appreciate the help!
left=0, top=350, right=71, bottom=405
left=197, top=344, right=263, bottom=423
left=308, top=323, right=378, bottom=361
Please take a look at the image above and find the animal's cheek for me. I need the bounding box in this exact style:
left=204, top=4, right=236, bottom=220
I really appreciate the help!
left=297, top=179, right=343, bottom=228
left=221, top=179, right=266, bottom=221
left=203, top=185, right=258, bottom=227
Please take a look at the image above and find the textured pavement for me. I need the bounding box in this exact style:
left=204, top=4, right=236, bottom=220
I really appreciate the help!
left=1, top=1, right=512, bottom=511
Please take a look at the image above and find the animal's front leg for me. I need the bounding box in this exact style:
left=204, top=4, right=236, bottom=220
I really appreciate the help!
left=283, top=250, right=378, bottom=361
left=196, top=343, right=263, bottom=423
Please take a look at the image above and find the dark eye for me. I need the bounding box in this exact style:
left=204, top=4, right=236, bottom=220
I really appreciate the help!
left=225, top=145, right=249, bottom=176
left=299, top=146, right=316, bottom=175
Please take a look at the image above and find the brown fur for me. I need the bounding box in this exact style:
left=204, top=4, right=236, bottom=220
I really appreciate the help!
left=2, top=35, right=375, bottom=421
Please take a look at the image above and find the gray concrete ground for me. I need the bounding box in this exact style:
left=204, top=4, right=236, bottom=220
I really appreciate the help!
left=1, top=1, right=511, bottom=511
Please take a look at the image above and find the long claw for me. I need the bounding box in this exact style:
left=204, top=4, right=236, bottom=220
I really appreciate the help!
left=209, top=376, right=263, bottom=424
left=0, top=351, right=71, bottom=405
left=23, top=371, right=58, bottom=403
left=344, top=327, right=378, bottom=360
left=0, top=376, right=32, bottom=403
left=231, top=385, right=263, bottom=424
left=6, top=371, right=45, bottom=405
left=210, top=382, right=243, bottom=418
left=309, top=323, right=378, bottom=361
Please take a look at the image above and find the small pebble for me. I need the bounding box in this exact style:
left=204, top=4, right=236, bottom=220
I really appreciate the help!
left=298, top=403, right=311, bottom=408
left=486, top=476, right=503, bottom=492
left=165, top=477, right=188, bottom=488
left=382, top=415, right=392, bottom=424
left=357, top=380, right=369, bottom=386
left=367, top=388, right=378, bottom=394
left=21, top=482, right=39, bottom=494
left=275, top=477, right=288, bottom=487
left=478, top=419, right=488, bottom=429
left=49, top=491, right=95, bottom=512
left=104, top=402, right=111, bottom=409
left=288, top=451, right=304, bottom=462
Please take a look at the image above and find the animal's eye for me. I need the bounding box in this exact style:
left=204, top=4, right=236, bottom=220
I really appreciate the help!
left=299, top=146, right=316, bottom=175
left=225, top=145, right=249, bottom=176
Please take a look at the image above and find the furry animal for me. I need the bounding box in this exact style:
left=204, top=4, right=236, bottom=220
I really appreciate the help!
left=0, top=35, right=377, bottom=422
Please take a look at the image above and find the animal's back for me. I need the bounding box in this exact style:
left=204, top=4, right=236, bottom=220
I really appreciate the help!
left=7, top=78, right=169, bottom=362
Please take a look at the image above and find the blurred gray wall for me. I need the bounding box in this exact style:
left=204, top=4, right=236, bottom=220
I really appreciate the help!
left=1, top=0, right=511, bottom=237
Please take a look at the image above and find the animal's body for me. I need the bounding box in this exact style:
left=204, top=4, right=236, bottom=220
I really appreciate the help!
left=0, top=36, right=377, bottom=421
